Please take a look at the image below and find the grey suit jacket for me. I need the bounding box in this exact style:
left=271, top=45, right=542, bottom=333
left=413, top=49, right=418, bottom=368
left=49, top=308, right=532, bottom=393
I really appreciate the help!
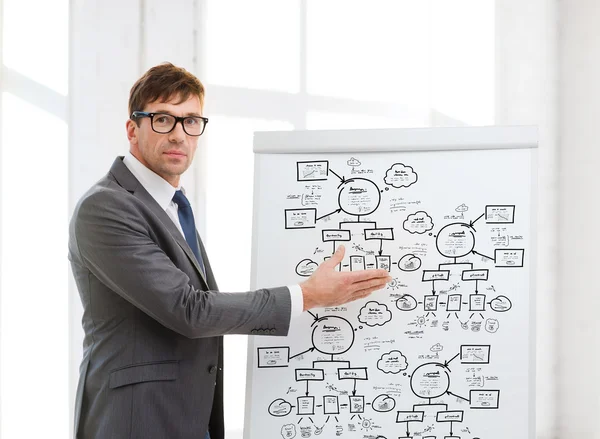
left=69, top=157, right=291, bottom=439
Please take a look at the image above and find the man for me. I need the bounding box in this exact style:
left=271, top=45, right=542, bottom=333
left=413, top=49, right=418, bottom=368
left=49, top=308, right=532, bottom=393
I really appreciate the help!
left=68, top=63, right=390, bottom=439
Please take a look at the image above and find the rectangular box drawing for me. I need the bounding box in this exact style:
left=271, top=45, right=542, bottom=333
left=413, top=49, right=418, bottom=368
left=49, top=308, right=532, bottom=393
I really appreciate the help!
left=322, top=229, right=351, bottom=242
left=376, top=255, right=392, bottom=271
left=424, top=295, right=438, bottom=311
left=447, top=294, right=462, bottom=311
left=285, top=208, right=317, bottom=229
left=396, top=411, right=425, bottom=422
left=349, top=396, right=365, bottom=413
left=494, top=249, right=524, bottom=268
left=295, top=369, right=325, bottom=381
left=422, top=270, right=450, bottom=281
left=470, top=390, right=500, bottom=409
left=323, top=395, right=340, bottom=414
left=337, top=367, right=368, bottom=380
left=364, top=228, right=394, bottom=240
left=460, top=345, right=491, bottom=364
left=350, top=255, right=365, bottom=271
left=485, top=205, right=515, bottom=224
left=469, top=294, right=486, bottom=311
left=297, top=160, right=329, bottom=181
left=297, top=396, right=315, bottom=415
left=257, top=347, right=290, bottom=368
left=436, top=410, right=465, bottom=422
left=461, top=269, right=489, bottom=281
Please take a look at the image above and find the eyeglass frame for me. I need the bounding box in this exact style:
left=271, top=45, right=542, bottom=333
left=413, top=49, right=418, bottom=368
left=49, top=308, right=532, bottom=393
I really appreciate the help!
left=130, top=111, right=209, bottom=136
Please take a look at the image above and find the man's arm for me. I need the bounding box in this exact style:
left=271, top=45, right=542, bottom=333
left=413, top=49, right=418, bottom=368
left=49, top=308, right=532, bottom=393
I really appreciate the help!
left=73, top=190, right=390, bottom=339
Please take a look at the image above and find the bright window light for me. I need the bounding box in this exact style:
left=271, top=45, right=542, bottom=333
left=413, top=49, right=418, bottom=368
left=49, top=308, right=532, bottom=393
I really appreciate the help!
left=1, top=92, right=69, bottom=438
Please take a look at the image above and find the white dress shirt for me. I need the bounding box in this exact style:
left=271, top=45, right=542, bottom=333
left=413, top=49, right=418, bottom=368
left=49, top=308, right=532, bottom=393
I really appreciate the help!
left=123, top=152, right=304, bottom=321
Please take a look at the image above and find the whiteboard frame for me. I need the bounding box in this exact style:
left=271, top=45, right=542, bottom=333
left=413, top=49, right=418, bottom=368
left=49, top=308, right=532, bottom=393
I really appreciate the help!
left=245, top=125, right=538, bottom=439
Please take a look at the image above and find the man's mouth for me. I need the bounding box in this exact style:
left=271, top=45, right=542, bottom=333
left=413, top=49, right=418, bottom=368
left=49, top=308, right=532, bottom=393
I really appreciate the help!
left=163, top=150, right=187, bottom=157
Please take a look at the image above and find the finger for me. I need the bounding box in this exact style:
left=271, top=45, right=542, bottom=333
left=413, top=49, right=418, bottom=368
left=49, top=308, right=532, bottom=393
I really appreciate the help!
left=323, top=245, right=345, bottom=268
left=348, top=285, right=384, bottom=302
left=352, top=277, right=391, bottom=291
left=344, top=269, right=390, bottom=284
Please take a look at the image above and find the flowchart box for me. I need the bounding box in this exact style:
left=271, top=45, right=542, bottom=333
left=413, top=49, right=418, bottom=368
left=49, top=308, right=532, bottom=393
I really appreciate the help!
left=295, top=369, right=324, bottom=381
left=422, top=270, right=450, bottom=281
left=424, top=295, right=438, bottom=311
left=338, top=367, right=368, bottom=380
left=375, top=255, right=392, bottom=271
left=460, top=345, right=491, bottom=364
left=396, top=411, right=425, bottom=422
left=297, top=396, right=315, bottom=415
left=495, top=249, right=524, bottom=267
left=364, top=228, right=394, bottom=240
left=297, top=160, right=329, bottom=181
left=462, top=269, right=489, bottom=281
left=349, top=396, right=365, bottom=413
left=470, top=390, right=500, bottom=409
left=447, top=294, right=462, bottom=311
left=469, top=294, right=486, bottom=311
left=485, top=205, right=515, bottom=223
left=436, top=410, right=464, bottom=422
left=285, top=209, right=316, bottom=229
left=322, top=229, right=351, bottom=242
left=350, top=255, right=365, bottom=271
left=257, top=347, right=290, bottom=368
left=323, top=395, right=340, bottom=414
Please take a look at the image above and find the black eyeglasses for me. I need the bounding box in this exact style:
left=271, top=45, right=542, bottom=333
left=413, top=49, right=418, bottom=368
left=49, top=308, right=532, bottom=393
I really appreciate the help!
left=131, top=111, right=209, bottom=136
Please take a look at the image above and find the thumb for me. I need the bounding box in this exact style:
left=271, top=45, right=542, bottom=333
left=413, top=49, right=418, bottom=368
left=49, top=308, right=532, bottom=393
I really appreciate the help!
left=325, top=245, right=345, bottom=268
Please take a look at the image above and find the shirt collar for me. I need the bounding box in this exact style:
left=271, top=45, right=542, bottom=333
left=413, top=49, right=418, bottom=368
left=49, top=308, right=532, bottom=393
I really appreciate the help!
left=123, top=152, right=185, bottom=210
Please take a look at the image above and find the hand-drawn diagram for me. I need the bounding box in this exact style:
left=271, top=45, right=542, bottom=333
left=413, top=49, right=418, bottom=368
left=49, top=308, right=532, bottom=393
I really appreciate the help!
left=250, top=152, right=532, bottom=439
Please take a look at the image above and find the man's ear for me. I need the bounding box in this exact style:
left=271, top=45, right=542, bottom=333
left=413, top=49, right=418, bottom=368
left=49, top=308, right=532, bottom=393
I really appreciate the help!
left=126, top=119, right=138, bottom=145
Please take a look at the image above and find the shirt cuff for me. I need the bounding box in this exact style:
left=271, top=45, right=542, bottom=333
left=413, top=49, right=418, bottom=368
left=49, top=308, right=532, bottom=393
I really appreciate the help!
left=287, top=284, right=304, bottom=318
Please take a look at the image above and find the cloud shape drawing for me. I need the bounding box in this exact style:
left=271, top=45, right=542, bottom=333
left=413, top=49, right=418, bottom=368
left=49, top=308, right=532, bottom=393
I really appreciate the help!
left=269, top=399, right=292, bottom=417
left=455, top=203, right=469, bottom=213
left=396, top=294, right=417, bottom=311
left=377, top=350, right=408, bottom=374
left=403, top=211, right=434, bottom=234
left=372, top=394, right=396, bottom=412
left=295, top=259, right=318, bottom=277
left=430, top=343, right=444, bottom=352
left=347, top=157, right=361, bottom=167
left=281, top=424, right=297, bottom=439
left=398, top=254, right=422, bottom=272
left=485, top=318, right=500, bottom=333
left=489, top=295, right=512, bottom=312
left=384, top=163, right=418, bottom=188
left=358, top=301, right=392, bottom=327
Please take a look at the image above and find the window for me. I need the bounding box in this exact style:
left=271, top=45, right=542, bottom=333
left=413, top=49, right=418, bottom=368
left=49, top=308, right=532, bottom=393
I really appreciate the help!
left=0, top=1, right=69, bottom=437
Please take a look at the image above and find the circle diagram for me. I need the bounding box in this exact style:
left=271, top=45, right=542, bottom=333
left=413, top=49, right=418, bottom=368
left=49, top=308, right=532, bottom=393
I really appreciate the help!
left=410, top=362, right=450, bottom=399
left=435, top=223, right=475, bottom=258
left=338, top=178, right=381, bottom=216
left=311, top=316, right=355, bottom=355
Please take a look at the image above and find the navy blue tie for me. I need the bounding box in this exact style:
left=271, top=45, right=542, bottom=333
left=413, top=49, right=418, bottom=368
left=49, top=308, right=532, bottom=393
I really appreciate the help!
left=172, top=190, right=206, bottom=277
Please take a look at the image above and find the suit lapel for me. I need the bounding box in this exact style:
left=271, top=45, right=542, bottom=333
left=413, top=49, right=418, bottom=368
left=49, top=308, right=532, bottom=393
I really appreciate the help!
left=109, top=157, right=209, bottom=288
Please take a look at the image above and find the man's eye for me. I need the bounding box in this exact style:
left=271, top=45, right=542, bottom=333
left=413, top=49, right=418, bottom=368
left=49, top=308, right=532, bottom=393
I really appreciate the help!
left=185, top=118, right=199, bottom=126
left=155, top=116, right=169, bottom=123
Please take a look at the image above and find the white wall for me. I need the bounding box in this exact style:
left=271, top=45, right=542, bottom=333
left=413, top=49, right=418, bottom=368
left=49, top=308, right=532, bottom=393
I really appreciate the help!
left=558, top=0, right=600, bottom=436
left=495, top=1, right=558, bottom=437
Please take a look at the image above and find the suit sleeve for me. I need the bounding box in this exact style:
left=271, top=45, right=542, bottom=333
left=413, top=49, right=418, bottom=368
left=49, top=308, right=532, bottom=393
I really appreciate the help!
left=72, top=189, right=292, bottom=339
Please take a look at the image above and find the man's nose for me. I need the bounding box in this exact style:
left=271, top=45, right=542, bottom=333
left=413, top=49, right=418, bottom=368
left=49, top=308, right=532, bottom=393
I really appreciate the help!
left=168, top=120, right=186, bottom=142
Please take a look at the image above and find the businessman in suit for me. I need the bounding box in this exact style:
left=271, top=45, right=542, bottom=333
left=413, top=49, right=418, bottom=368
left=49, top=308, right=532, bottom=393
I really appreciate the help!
left=68, top=63, right=391, bottom=439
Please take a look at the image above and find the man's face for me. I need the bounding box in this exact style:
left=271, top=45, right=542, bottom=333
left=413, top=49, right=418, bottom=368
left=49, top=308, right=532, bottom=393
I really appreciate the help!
left=127, top=94, right=202, bottom=187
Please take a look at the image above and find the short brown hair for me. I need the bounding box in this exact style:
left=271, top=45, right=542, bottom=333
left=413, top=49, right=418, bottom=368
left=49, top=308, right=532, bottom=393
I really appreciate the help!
left=128, top=62, right=205, bottom=120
